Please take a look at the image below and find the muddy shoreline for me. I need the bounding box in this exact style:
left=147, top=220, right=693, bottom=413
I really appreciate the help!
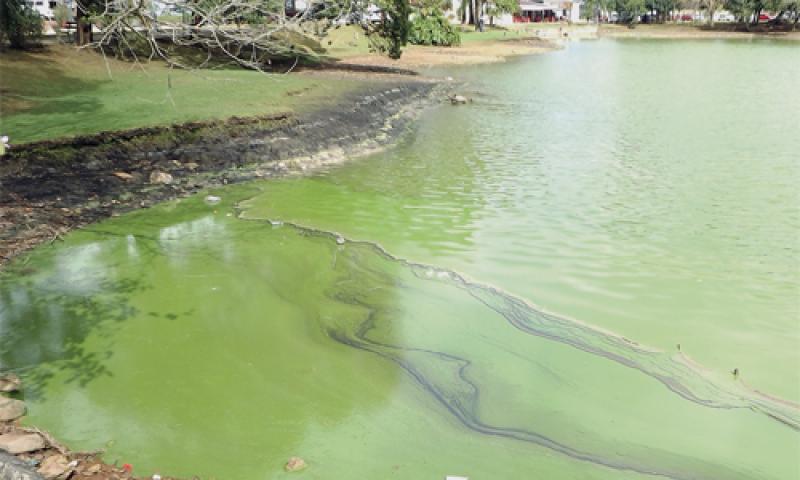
left=0, top=75, right=442, bottom=268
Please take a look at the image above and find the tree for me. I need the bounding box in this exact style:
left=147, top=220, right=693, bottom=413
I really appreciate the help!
left=582, top=0, right=609, bottom=22
left=723, top=0, right=785, bottom=24
left=409, top=0, right=460, bottom=45
left=613, top=0, right=646, bottom=23
left=457, top=0, right=480, bottom=26
left=723, top=0, right=753, bottom=21
left=645, top=0, right=682, bottom=21
left=83, top=0, right=411, bottom=67
left=699, top=0, right=723, bottom=25
left=767, top=0, right=796, bottom=25
left=53, top=0, right=70, bottom=43
left=0, top=0, right=43, bottom=48
left=75, top=0, right=103, bottom=45
left=786, top=0, right=800, bottom=28
left=372, top=0, right=411, bottom=58
left=486, top=0, right=518, bottom=25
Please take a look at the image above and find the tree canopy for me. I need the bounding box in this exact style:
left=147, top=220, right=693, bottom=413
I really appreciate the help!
left=0, top=0, right=43, bottom=49
left=66, top=0, right=413, bottom=66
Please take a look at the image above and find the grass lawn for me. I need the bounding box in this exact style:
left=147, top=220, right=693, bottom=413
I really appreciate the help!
left=457, top=26, right=535, bottom=43
left=0, top=45, right=366, bottom=143
left=322, top=24, right=540, bottom=57
left=321, top=25, right=375, bottom=58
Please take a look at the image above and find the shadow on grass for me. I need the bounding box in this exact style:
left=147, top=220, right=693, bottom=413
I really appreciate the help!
left=0, top=49, right=105, bottom=117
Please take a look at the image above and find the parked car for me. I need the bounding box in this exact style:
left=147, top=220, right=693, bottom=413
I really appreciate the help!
left=679, top=14, right=693, bottom=21
left=758, top=13, right=772, bottom=21
left=714, top=11, right=736, bottom=22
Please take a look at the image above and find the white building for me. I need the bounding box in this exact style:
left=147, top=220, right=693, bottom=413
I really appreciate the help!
left=448, top=0, right=581, bottom=26
left=24, top=0, right=74, bottom=19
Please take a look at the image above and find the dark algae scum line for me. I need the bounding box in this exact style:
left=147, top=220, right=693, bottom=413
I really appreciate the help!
left=244, top=215, right=799, bottom=479
left=274, top=219, right=800, bottom=429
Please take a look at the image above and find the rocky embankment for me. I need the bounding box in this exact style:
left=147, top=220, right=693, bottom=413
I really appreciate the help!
left=2, top=373, right=172, bottom=480
left=0, top=78, right=440, bottom=267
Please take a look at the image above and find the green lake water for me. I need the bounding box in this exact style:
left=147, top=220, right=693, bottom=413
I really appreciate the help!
left=1, top=39, right=799, bottom=479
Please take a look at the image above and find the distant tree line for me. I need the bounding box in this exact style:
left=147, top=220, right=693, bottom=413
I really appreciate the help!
left=583, top=0, right=799, bottom=26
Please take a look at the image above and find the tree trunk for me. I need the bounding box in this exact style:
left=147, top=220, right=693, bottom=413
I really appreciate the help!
left=77, top=16, right=92, bottom=45
left=470, top=0, right=478, bottom=25
left=752, top=8, right=761, bottom=25
left=770, top=10, right=785, bottom=26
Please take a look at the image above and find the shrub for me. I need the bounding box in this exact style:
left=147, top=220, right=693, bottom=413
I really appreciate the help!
left=409, top=7, right=460, bottom=46
left=0, top=0, right=43, bottom=49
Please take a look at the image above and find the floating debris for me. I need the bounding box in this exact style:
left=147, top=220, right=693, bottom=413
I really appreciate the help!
left=284, top=456, right=307, bottom=472
left=204, top=195, right=222, bottom=205
left=336, top=236, right=346, bottom=245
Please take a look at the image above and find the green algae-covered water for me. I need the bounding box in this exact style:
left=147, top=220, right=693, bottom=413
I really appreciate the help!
left=2, top=39, right=799, bottom=479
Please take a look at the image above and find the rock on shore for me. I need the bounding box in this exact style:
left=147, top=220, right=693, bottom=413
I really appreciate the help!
left=0, top=434, right=46, bottom=455
left=0, top=376, right=21, bottom=393
left=0, top=399, right=25, bottom=422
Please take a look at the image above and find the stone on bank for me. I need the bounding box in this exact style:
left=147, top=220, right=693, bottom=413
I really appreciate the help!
left=0, top=399, right=25, bottom=423
left=0, top=433, right=45, bottom=455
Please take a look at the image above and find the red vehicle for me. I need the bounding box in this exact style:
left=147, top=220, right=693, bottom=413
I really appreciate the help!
left=680, top=14, right=693, bottom=21
left=758, top=13, right=772, bottom=21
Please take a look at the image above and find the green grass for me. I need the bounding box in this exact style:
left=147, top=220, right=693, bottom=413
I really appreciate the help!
left=320, top=24, right=374, bottom=58
left=0, top=46, right=365, bottom=143
left=321, top=24, right=538, bottom=53
left=457, top=25, right=539, bottom=43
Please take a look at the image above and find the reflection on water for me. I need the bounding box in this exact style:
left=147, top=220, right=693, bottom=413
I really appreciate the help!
left=244, top=38, right=800, bottom=402
left=1, top=39, right=799, bottom=479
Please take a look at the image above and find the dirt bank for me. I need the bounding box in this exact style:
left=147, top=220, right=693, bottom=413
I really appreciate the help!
left=344, top=37, right=558, bottom=68
left=0, top=74, right=441, bottom=268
